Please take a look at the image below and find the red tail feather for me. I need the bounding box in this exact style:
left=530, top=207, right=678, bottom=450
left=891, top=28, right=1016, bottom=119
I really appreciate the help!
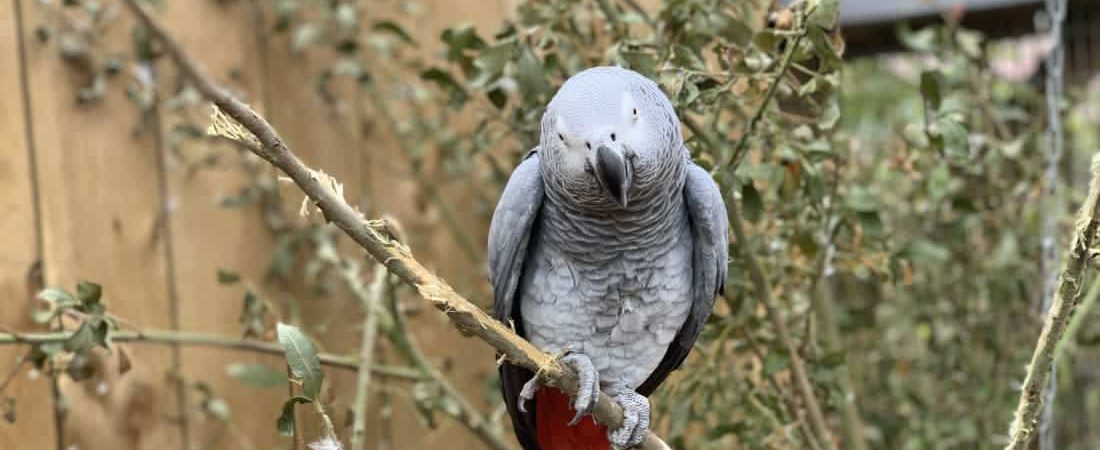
left=535, top=387, right=610, bottom=450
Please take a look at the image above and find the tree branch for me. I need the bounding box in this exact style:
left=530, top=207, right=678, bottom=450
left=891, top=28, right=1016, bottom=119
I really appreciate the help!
left=327, top=235, right=514, bottom=450
left=727, top=196, right=838, bottom=450
left=1005, top=154, right=1100, bottom=450
left=0, top=329, right=422, bottom=380
left=121, top=1, right=671, bottom=448
left=350, top=264, right=386, bottom=450
left=717, top=3, right=815, bottom=174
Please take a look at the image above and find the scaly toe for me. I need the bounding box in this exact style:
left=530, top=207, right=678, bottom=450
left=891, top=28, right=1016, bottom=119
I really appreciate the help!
left=560, top=354, right=599, bottom=426
left=517, top=377, right=542, bottom=413
left=608, top=391, right=650, bottom=449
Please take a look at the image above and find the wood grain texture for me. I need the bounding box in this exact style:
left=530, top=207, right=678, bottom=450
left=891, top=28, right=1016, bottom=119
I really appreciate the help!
left=155, top=1, right=285, bottom=449
left=0, top=1, right=54, bottom=448
left=16, top=1, right=181, bottom=448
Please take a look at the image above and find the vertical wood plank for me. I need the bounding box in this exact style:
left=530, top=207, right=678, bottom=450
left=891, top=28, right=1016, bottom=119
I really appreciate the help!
left=17, top=1, right=181, bottom=448
left=358, top=3, right=514, bottom=449
left=155, top=1, right=286, bottom=449
left=0, top=1, right=53, bottom=448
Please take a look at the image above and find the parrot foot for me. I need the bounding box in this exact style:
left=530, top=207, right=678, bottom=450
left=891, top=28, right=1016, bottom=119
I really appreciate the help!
left=608, top=390, right=650, bottom=449
left=516, top=376, right=541, bottom=413
left=560, top=353, right=600, bottom=426
left=515, top=352, right=599, bottom=421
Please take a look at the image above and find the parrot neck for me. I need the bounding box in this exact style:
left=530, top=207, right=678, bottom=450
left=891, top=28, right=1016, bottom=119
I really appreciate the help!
left=540, top=172, right=688, bottom=261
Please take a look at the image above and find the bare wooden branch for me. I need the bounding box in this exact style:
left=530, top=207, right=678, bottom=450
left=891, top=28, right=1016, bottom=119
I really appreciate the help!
left=1005, top=154, right=1100, bottom=450
left=350, top=264, right=386, bottom=450
left=120, top=1, right=671, bottom=448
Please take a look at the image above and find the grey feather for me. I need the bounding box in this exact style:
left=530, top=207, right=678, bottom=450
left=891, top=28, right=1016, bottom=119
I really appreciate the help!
left=489, top=149, right=544, bottom=323
left=489, top=67, right=729, bottom=449
left=636, top=160, right=728, bottom=395
left=487, top=149, right=543, bottom=450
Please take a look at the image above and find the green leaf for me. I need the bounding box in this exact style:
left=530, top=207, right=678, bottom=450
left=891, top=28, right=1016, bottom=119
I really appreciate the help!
left=897, top=23, right=937, bottom=52
left=919, top=71, right=942, bottom=111
left=37, top=288, right=75, bottom=305
left=763, top=353, right=789, bottom=377
left=76, top=281, right=104, bottom=316
left=276, top=396, right=313, bottom=436
left=28, top=343, right=63, bottom=369
left=420, top=68, right=468, bottom=108
left=486, top=88, right=507, bottom=110
left=670, top=44, right=705, bottom=71
left=76, top=281, right=102, bottom=304
left=471, top=40, right=516, bottom=88
left=903, top=239, right=951, bottom=263
left=515, top=48, right=549, bottom=101
left=938, top=118, right=970, bottom=158
left=371, top=20, right=416, bottom=45
left=227, top=362, right=289, bottom=388
left=857, top=211, right=885, bottom=238
left=741, top=182, right=763, bottom=223
left=276, top=323, right=324, bottom=400
left=217, top=269, right=241, bottom=285
left=2, top=397, right=13, bottom=423
left=845, top=186, right=878, bottom=212
left=291, top=24, right=320, bottom=53
left=64, top=319, right=110, bottom=353
left=712, top=14, right=752, bottom=46
left=807, top=0, right=839, bottom=29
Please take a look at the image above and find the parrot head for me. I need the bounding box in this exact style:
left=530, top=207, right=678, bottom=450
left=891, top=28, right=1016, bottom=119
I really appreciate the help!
left=539, top=66, right=683, bottom=210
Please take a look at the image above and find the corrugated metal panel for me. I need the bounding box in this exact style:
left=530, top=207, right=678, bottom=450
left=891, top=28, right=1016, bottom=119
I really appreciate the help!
left=839, top=0, right=1040, bottom=25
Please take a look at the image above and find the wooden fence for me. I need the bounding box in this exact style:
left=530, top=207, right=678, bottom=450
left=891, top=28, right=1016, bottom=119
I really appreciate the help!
left=0, top=1, right=515, bottom=449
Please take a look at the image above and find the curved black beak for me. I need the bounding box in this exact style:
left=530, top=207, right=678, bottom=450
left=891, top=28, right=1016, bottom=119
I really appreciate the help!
left=594, top=144, right=632, bottom=208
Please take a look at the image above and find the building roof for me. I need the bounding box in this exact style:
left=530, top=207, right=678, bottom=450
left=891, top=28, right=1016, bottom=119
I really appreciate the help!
left=839, top=0, right=1039, bottom=25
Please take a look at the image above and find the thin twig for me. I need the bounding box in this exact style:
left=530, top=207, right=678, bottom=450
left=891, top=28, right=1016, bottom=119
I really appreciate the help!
left=384, top=280, right=513, bottom=450
left=1006, top=154, right=1100, bottom=450
left=740, top=328, right=824, bottom=450
left=350, top=264, right=387, bottom=450
left=718, top=3, right=815, bottom=174
left=1037, top=1, right=1067, bottom=448
left=327, top=237, right=514, bottom=450
left=728, top=196, right=837, bottom=450
left=0, top=352, right=28, bottom=395
left=119, top=1, right=671, bottom=448
left=0, top=329, right=421, bottom=379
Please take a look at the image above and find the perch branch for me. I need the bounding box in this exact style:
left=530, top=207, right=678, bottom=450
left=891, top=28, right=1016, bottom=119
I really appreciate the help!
left=728, top=196, right=837, bottom=450
left=121, top=1, right=671, bottom=448
left=0, top=329, right=421, bottom=379
left=1005, top=154, right=1100, bottom=450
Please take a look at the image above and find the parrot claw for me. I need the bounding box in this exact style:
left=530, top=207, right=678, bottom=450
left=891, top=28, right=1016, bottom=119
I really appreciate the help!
left=608, top=390, right=650, bottom=449
left=517, top=377, right=542, bottom=413
left=560, top=353, right=600, bottom=426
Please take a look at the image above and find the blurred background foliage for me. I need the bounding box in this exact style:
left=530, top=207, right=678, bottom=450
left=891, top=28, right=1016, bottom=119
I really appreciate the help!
left=8, top=0, right=1100, bottom=449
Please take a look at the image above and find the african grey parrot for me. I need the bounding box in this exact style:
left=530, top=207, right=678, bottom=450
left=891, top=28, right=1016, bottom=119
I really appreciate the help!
left=488, top=66, right=729, bottom=449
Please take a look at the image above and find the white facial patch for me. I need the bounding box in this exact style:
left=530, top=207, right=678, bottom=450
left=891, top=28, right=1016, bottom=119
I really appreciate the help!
left=621, top=91, right=639, bottom=124
left=555, top=115, right=573, bottom=145
left=555, top=114, right=588, bottom=169
left=619, top=90, right=646, bottom=146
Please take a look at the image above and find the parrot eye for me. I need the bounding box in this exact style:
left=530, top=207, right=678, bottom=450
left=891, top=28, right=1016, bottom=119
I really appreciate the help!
left=585, top=142, right=592, bottom=150
left=632, top=108, right=638, bottom=116
left=610, top=133, right=616, bottom=142
left=558, top=133, right=565, bottom=142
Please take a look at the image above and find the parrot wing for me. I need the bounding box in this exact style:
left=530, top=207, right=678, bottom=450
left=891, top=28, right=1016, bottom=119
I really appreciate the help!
left=637, top=160, right=729, bottom=396
left=487, top=148, right=544, bottom=449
